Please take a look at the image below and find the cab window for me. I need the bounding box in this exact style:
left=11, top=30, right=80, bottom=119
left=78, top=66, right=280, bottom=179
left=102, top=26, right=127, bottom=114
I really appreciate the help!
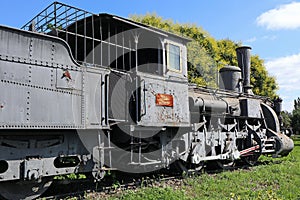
left=167, top=43, right=181, bottom=72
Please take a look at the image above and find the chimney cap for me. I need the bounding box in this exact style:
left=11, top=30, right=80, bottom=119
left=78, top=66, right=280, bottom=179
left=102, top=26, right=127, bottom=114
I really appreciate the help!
left=236, top=46, right=252, bottom=50
left=219, top=65, right=241, bottom=72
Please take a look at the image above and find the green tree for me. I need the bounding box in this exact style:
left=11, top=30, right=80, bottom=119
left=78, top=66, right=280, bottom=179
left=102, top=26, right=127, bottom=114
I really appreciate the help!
left=187, top=41, right=217, bottom=87
left=216, top=39, right=240, bottom=67
left=292, top=97, right=300, bottom=134
left=281, top=111, right=292, bottom=129
left=250, top=56, right=278, bottom=99
left=130, top=14, right=278, bottom=98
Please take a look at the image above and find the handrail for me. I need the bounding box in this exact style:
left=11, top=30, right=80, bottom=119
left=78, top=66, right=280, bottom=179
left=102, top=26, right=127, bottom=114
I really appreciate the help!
left=140, top=79, right=147, bottom=117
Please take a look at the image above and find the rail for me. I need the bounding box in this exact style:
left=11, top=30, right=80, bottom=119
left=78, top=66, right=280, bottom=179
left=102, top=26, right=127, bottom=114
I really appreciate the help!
left=21, top=1, right=137, bottom=70
left=21, top=1, right=93, bottom=33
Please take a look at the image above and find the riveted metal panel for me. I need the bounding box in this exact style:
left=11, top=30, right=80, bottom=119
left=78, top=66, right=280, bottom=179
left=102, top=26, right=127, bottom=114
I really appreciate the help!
left=30, top=37, right=55, bottom=63
left=0, top=27, right=31, bottom=58
left=85, top=71, right=102, bottom=128
left=0, top=25, right=79, bottom=68
left=0, top=64, right=83, bottom=128
left=30, top=65, right=56, bottom=89
left=0, top=61, right=30, bottom=83
left=138, top=73, right=190, bottom=127
left=0, top=81, right=29, bottom=124
left=240, top=98, right=261, bottom=118
left=29, top=88, right=82, bottom=127
left=0, top=25, right=86, bottom=129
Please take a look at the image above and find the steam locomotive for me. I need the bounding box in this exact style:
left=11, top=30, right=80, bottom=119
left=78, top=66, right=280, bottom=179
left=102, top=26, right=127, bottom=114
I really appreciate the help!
left=0, top=2, right=293, bottom=199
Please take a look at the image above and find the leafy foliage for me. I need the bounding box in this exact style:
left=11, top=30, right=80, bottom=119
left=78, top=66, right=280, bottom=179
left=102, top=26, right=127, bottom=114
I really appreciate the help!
left=130, top=13, right=278, bottom=98
left=216, top=39, right=239, bottom=66
left=187, top=41, right=216, bottom=87
left=292, top=97, right=300, bottom=134
left=281, top=111, right=292, bottom=129
left=250, top=56, right=278, bottom=98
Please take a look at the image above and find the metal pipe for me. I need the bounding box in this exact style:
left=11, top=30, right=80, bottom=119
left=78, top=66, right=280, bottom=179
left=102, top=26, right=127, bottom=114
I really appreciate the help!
left=189, top=96, right=228, bottom=113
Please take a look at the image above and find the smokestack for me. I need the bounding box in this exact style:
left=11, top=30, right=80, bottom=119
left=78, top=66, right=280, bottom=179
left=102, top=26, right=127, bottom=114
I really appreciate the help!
left=236, top=46, right=252, bottom=94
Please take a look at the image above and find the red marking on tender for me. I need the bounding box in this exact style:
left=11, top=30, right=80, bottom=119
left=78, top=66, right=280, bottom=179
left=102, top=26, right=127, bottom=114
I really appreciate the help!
left=156, top=94, right=174, bottom=107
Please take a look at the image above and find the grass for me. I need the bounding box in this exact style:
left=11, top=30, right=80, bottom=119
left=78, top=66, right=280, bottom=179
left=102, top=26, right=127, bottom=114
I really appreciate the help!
left=104, top=136, right=300, bottom=200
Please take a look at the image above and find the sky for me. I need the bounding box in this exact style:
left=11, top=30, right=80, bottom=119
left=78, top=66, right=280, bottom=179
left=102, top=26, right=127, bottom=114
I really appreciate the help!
left=0, top=0, right=299, bottom=112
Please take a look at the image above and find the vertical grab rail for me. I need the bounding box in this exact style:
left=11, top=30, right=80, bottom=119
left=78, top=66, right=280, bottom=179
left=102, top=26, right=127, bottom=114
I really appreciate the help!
left=140, top=79, right=147, bottom=117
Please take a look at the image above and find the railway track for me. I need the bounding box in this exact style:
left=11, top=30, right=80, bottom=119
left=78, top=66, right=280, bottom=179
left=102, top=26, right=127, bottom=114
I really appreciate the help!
left=41, top=174, right=182, bottom=199
left=40, top=162, right=256, bottom=199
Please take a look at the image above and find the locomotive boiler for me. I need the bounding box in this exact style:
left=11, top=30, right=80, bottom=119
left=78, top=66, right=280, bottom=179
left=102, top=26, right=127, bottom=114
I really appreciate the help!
left=0, top=2, right=293, bottom=199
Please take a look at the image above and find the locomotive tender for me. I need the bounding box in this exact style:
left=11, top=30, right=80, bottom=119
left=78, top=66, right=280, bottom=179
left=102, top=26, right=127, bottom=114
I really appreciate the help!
left=0, top=2, right=294, bottom=199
